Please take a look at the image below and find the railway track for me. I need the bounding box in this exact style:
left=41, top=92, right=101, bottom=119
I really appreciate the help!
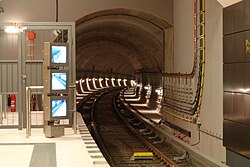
left=77, top=88, right=211, bottom=167
left=91, top=89, right=169, bottom=167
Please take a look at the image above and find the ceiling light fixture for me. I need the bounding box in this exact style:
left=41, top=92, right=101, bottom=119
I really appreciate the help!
left=5, top=25, right=27, bottom=34
left=5, top=26, right=20, bottom=33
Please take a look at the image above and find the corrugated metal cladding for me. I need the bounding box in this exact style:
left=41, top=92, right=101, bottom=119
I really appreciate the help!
left=25, top=62, right=43, bottom=87
left=0, top=63, right=19, bottom=93
left=0, top=32, right=19, bottom=93
left=223, top=0, right=250, bottom=159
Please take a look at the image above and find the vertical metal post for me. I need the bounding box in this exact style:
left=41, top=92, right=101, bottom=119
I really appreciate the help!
left=73, top=88, right=77, bottom=134
left=28, top=88, right=31, bottom=136
left=26, top=87, right=29, bottom=138
left=18, top=31, right=23, bottom=130
left=0, top=95, right=2, bottom=124
left=69, top=85, right=77, bottom=134
left=3, top=95, right=6, bottom=119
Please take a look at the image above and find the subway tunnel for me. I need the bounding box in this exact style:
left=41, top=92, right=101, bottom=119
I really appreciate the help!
left=75, top=9, right=171, bottom=80
left=1, top=0, right=250, bottom=166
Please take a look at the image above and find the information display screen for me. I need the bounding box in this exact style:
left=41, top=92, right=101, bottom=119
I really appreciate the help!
left=50, top=43, right=69, bottom=66
left=51, top=72, right=67, bottom=91
left=51, top=98, right=67, bottom=118
left=51, top=45, right=67, bottom=64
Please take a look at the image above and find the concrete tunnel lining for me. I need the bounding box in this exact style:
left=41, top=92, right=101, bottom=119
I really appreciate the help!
left=76, top=8, right=172, bottom=77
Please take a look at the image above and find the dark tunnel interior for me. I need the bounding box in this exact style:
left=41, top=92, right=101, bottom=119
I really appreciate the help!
left=75, top=8, right=171, bottom=83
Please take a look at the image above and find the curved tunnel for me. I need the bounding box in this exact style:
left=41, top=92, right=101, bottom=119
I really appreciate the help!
left=75, top=8, right=172, bottom=82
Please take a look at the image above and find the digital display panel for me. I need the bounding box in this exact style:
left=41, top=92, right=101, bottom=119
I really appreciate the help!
left=51, top=45, right=67, bottom=64
left=51, top=72, right=67, bottom=91
left=51, top=99, right=67, bottom=117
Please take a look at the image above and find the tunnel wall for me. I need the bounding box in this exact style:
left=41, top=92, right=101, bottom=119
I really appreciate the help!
left=171, top=0, right=225, bottom=162
left=0, top=0, right=173, bottom=24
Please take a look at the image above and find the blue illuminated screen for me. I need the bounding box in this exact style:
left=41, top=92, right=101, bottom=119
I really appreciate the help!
left=51, top=99, right=67, bottom=117
left=51, top=72, right=67, bottom=91
left=51, top=45, right=67, bottom=64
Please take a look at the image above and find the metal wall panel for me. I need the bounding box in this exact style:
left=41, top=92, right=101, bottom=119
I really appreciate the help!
left=224, top=31, right=250, bottom=63
left=245, top=0, right=250, bottom=28
left=223, top=120, right=237, bottom=151
left=244, top=94, right=250, bottom=126
left=7, top=64, right=13, bottom=92
left=223, top=92, right=233, bottom=120
left=223, top=1, right=250, bottom=158
left=1, top=64, right=7, bottom=92
left=223, top=6, right=233, bottom=35
left=231, top=63, right=244, bottom=92
left=244, top=63, right=250, bottom=93
left=223, top=1, right=247, bottom=35
left=25, top=62, right=43, bottom=87
left=0, top=33, right=18, bottom=60
left=233, top=1, right=245, bottom=33
left=224, top=120, right=250, bottom=159
left=233, top=32, right=245, bottom=62
left=0, top=63, right=19, bottom=93
left=226, top=149, right=250, bottom=167
left=12, top=64, right=18, bottom=92
left=232, top=93, right=245, bottom=124
left=223, top=35, right=233, bottom=63
left=223, top=64, right=233, bottom=91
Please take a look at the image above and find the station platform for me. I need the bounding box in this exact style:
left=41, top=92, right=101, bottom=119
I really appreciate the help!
left=0, top=114, right=109, bottom=167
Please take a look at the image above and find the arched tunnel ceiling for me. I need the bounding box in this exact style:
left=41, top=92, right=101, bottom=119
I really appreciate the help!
left=76, top=9, right=171, bottom=76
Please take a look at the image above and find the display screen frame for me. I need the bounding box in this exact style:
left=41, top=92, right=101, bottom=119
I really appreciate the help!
left=50, top=96, right=69, bottom=120
left=50, top=70, right=69, bottom=94
left=50, top=43, right=69, bottom=67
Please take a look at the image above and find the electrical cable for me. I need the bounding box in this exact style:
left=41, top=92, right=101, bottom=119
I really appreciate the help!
left=164, top=0, right=205, bottom=123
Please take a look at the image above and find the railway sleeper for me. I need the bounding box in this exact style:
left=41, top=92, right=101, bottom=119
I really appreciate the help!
left=119, top=109, right=125, bottom=114
left=124, top=112, right=132, bottom=117
left=126, top=114, right=136, bottom=120
left=128, top=117, right=136, bottom=122
left=173, top=151, right=188, bottom=162
left=153, top=137, right=165, bottom=144
left=148, top=133, right=158, bottom=139
left=139, top=128, right=148, bottom=133
left=133, top=121, right=141, bottom=126
left=143, top=130, right=153, bottom=135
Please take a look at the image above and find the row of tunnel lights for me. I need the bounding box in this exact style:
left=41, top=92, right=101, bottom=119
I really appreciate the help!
left=76, top=78, right=137, bottom=89
left=75, top=78, right=163, bottom=96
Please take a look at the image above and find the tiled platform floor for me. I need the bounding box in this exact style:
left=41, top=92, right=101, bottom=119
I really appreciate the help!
left=0, top=127, right=109, bottom=167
